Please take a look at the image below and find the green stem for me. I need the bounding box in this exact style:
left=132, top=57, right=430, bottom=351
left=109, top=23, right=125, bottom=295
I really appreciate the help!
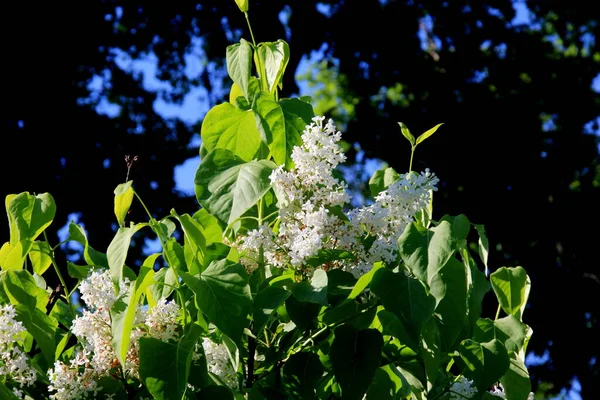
left=244, top=12, right=257, bottom=47
left=409, top=145, right=416, bottom=172
left=134, top=190, right=155, bottom=223
left=43, top=231, right=76, bottom=318
left=495, top=303, right=502, bottom=320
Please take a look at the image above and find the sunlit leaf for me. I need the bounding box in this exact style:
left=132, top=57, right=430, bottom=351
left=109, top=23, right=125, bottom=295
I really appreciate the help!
left=114, top=180, right=134, bottom=227
left=226, top=39, right=253, bottom=101
left=398, top=122, right=415, bottom=146
left=490, top=267, right=530, bottom=320
left=415, top=123, right=444, bottom=145
left=201, top=102, right=262, bottom=162
left=195, top=148, right=276, bottom=225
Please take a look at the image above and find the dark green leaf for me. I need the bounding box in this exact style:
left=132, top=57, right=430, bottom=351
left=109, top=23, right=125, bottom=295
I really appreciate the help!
left=282, top=352, right=323, bottom=399
left=371, top=268, right=435, bottom=341
left=253, top=285, right=291, bottom=333
left=474, top=316, right=529, bottom=356
left=421, top=318, right=441, bottom=391
left=305, top=249, right=355, bottom=268
left=290, top=269, right=328, bottom=306
left=330, top=326, right=383, bottom=400
left=430, top=257, right=468, bottom=349
left=181, top=259, right=252, bottom=343
left=456, top=339, right=510, bottom=392
left=500, top=353, right=531, bottom=400
left=139, top=323, right=204, bottom=400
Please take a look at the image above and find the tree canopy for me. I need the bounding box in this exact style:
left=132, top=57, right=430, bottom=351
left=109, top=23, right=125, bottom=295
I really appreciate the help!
left=2, top=1, right=598, bottom=397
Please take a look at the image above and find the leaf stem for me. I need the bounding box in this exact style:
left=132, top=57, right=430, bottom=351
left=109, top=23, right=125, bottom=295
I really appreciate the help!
left=409, top=145, right=416, bottom=172
left=495, top=303, right=501, bottom=320
left=43, top=231, right=76, bottom=318
left=244, top=12, right=257, bottom=47
left=134, top=190, right=155, bottom=223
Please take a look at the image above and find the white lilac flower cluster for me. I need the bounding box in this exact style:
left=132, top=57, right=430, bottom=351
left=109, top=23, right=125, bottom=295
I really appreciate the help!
left=0, top=304, right=37, bottom=399
left=47, top=269, right=181, bottom=400
left=449, top=376, right=535, bottom=400
left=239, top=116, right=439, bottom=277
left=199, top=337, right=238, bottom=390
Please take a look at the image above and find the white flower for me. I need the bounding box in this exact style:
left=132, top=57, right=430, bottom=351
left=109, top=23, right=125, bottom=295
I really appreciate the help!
left=145, top=299, right=180, bottom=342
left=201, top=338, right=238, bottom=390
left=0, top=304, right=37, bottom=391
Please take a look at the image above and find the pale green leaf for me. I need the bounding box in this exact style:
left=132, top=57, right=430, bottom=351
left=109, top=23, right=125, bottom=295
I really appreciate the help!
left=114, top=181, right=134, bottom=227
left=415, top=123, right=444, bottom=145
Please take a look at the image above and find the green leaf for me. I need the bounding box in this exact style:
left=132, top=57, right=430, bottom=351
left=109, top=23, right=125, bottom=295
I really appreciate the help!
left=326, top=269, right=357, bottom=302
left=195, top=149, right=276, bottom=225
left=1, top=269, right=48, bottom=311
left=197, top=386, right=235, bottom=399
left=256, top=40, right=290, bottom=93
left=368, top=167, right=401, bottom=197
left=111, top=254, right=158, bottom=366
left=285, top=296, right=321, bottom=331
left=139, top=323, right=204, bottom=400
left=2, top=271, right=58, bottom=364
left=181, top=259, right=252, bottom=343
left=456, top=339, right=510, bottom=392
left=474, top=316, right=529, bottom=356
left=67, top=261, right=92, bottom=280
left=201, top=102, right=262, bottom=162
left=430, top=257, right=468, bottom=349
left=252, top=91, right=284, bottom=159
left=467, top=260, right=491, bottom=332
left=474, top=224, right=490, bottom=276
left=500, top=353, right=531, bottom=400
left=366, top=365, right=411, bottom=400
left=234, top=0, right=249, bottom=13
left=282, top=352, right=324, bottom=399
left=348, top=262, right=382, bottom=300
left=28, top=240, right=53, bottom=275
left=330, top=326, right=383, bottom=400
left=114, top=180, right=134, bottom=227
left=377, top=309, right=419, bottom=352
left=320, top=299, right=376, bottom=330
left=420, top=318, right=441, bottom=391
left=226, top=39, right=253, bottom=102
left=277, top=98, right=315, bottom=168
left=253, top=285, right=291, bottom=333
left=149, top=267, right=178, bottom=303
left=9, top=192, right=56, bottom=242
left=371, top=268, right=435, bottom=341
left=490, top=267, right=530, bottom=320
left=193, top=208, right=224, bottom=244
left=415, top=123, right=444, bottom=145
left=0, top=382, right=20, bottom=400
left=170, top=211, right=207, bottom=274
left=305, top=249, right=355, bottom=269
left=107, top=223, right=148, bottom=288
left=162, top=237, right=187, bottom=272
left=290, top=269, right=328, bottom=306
left=50, top=299, right=73, bottom=329
left=67, top=222, right=108, bottom=268
left=398, top=122, right=415, bottom=146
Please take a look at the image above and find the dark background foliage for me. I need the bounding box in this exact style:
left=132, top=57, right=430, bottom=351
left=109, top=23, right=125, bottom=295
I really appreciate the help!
left=2, top=1, right=598, bottom=397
